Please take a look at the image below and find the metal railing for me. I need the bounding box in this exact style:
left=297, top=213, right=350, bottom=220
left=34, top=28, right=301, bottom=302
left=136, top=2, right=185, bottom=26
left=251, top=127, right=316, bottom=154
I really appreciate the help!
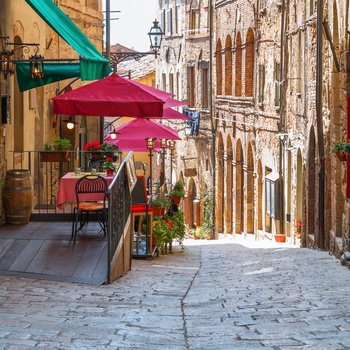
left=8, top=150, right=123, bottom=219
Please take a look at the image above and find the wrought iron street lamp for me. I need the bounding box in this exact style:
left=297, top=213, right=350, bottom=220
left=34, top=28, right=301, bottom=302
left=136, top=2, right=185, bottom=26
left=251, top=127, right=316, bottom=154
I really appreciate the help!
left=169, top=140, right=175, bottom=192
left=106, top=20, right=164, bottom=66
left=146, top=137, right=156, bottom=196
left=160, top=138, right=167, bottom=186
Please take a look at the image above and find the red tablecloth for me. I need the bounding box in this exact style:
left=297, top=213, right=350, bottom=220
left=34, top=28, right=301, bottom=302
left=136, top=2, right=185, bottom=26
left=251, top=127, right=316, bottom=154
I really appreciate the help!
left=56, top=172, right=114, bottom=208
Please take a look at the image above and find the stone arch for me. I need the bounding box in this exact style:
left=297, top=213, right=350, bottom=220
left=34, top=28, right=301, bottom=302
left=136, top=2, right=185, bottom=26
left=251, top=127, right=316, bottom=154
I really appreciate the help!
left=245, top=28, right=255, bottom=97
left=225, top=136, right=233, bottom=233
left=235, top=32, right=242, bottom=97
left=216, top=132, right=224, bottom=232
left=185, top=177, right=197, bottom=228
left=235, top=139, right=244, bottom=233
left=225, top=35, right=232, bottom=95
left=216, top=39, right=223, bottom=95
left=307, top=126, right=317, bottom=245
left=246, top=142, right=254, bottom=233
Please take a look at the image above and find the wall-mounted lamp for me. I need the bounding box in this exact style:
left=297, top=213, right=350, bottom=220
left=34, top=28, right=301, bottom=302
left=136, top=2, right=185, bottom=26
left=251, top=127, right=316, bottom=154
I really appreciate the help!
left=109, top=128, right=119, bottom=140
left=1, top=36, right=43, bottom=79
left=29, top=54, right=44, bottom=79
left=184, top=122, right=192, bottom=139
left=62, top=116, right=78, bottom=130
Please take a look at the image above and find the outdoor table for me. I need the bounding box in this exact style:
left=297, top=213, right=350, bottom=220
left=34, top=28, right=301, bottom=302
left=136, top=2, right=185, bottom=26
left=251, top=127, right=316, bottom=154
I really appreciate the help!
left=56, top=172, right=114, bottom=209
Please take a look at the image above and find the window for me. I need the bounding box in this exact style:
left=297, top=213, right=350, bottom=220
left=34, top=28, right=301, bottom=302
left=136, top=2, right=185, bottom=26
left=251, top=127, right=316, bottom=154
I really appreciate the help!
left=225, top=35, right=232, bottom=96
left=189, top=0, right=199, bottom=34
left=175, top=0, right=182, bottom=34
left=187, top=63, right=195, bottom=107
left=201, top=62, right=209, bottom=108
left=245, top=29, right=254, bottom=97
left=259, top=0, right=267, bottom=10
left=169, top=73, right=174, bottom=96
left=274, top=61, right=280, bottom=107
left=265, top=172, right=280, bottom=219
left=162, top=73, right=167, bottom=92
left=258, top=64, right=265, bottom=104
left=167, top=9, right=173, bottom=36
left=216, top=39, right=223, bottom=95
left=235, top=33, right=242, bottom=96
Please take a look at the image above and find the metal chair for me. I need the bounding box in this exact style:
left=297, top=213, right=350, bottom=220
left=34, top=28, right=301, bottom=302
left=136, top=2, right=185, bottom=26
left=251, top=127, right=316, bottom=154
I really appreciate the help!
left=71, top=174, right=108, bottom=243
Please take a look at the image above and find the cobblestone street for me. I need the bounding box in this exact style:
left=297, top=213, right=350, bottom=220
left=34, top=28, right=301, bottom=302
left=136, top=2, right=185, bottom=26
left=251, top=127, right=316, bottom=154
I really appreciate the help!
left=0, top=235, right=350, bottom=349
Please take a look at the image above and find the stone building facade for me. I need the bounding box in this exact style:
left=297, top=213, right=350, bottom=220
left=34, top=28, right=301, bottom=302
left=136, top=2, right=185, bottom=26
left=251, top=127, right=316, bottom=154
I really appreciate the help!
left=157, top=0, right=350, bottom=257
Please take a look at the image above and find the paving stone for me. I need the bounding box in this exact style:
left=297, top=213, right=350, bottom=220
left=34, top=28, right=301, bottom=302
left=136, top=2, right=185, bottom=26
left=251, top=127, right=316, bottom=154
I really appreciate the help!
left=0, top=236, right=350, bottom=349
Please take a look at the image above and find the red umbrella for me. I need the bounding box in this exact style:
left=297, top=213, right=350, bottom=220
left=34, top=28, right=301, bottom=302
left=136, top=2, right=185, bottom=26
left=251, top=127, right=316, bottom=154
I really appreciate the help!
left=104, top=118, right=181, bottom=143
left=52, top=73, right=184, bottom=118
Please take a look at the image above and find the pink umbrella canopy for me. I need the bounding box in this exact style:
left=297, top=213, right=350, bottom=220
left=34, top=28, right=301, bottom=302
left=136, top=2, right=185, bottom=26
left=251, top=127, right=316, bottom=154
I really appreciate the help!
left=162, top=107, right=192, bottom=120
left=52, top=73, right=184, bottom=118
left=104, top=118, right=181, bottom=143
left=112, top=139, right=164, bottom=152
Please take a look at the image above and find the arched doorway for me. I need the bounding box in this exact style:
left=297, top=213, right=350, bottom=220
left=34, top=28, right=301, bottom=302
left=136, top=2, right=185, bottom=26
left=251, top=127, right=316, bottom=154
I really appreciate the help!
left=225, top=136, right=233, bottom=233
left=307, top=127, right=317, bottom=245
left=216, top=132, right=224, bottom=232
left=246, top=142, right=254, bottom=234
left=235, top=139, right=244, bottom=233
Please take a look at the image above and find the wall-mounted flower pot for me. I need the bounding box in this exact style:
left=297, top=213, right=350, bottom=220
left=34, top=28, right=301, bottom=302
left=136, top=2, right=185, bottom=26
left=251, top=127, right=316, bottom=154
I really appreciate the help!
left=39, top=151, right=70, bottom=162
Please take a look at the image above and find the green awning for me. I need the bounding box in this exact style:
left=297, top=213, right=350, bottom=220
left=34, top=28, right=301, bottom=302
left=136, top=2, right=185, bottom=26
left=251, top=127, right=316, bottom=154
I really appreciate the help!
left=19, top=0, right=111, bottom=91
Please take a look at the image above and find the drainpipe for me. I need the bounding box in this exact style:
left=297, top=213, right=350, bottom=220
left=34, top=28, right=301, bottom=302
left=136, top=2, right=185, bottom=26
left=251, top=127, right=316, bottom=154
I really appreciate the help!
left=316, top=0, right=325, bottom=249
left=100, top=0, right=111, bottom=143
left=209, top=0, right=216, bottom=237
left=278, top=0, right=286, bottom=236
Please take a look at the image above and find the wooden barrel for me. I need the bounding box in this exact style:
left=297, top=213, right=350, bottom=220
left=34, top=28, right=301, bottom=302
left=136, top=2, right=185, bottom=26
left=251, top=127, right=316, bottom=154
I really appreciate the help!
left=3, top=169, right=33, bottom=224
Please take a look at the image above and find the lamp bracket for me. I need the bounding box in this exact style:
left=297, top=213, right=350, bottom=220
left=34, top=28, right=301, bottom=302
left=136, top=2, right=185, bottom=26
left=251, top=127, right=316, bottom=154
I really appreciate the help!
left=105, top=51, right=158, bottom=65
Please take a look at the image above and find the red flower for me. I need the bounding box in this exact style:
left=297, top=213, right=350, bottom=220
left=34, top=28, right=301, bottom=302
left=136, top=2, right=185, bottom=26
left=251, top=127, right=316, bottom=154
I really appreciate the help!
left=105, top=156, right=113, bottom=162
left=83, top=141, right=101, bottom=151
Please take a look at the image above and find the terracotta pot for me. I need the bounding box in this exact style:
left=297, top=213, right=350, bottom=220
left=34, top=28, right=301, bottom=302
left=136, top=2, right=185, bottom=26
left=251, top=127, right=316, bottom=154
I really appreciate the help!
left=336, top=151, right=346, bottom=161
left=151, top=207, right=166, bottom=216
left=40, top=151, right=70, bottom=162
left=172, top=196, right=182, bottom=205
left=275, top=234, right=286, bottom=243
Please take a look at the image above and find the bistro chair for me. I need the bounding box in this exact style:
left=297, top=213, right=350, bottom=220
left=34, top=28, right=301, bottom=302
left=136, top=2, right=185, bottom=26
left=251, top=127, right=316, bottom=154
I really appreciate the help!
left=71, top=174, right=108, bottom=243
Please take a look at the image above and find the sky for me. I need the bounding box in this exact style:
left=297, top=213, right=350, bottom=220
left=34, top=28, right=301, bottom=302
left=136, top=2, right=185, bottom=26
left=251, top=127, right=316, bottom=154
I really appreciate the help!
left=102, top=1, right=157, bottom=52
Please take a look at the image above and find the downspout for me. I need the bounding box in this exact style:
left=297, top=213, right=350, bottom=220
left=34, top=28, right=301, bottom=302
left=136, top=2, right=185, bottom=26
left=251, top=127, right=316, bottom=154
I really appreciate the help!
left=100, top=0, right=111, bottom=143
left=278, top=0, right=286, bottom=236
left=209, top=0, right=216, bottom=237
left=316, top=0, right=325, bottom=249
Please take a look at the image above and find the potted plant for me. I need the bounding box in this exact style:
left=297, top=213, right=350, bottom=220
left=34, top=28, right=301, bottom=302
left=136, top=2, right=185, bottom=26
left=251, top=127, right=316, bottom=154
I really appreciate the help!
left=150, top=196, right=170, bottom=217
left=167, top=211, right=185, bottom=250
left=151, top=218, right=172, bottom=254
left=40, top=136, right=72, bottom=162
left=331, top=141, right=350, bottom=161
left=103, top=156, right=116, bottom=175
left=100, top=143, right=119, bottom=159
left=171, top=181, right=185, bottom=204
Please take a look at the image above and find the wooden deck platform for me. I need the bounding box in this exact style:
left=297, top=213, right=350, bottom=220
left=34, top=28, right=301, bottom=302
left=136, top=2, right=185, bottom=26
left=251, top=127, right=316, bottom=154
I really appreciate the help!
left=0, top=222, right=108, bottom=285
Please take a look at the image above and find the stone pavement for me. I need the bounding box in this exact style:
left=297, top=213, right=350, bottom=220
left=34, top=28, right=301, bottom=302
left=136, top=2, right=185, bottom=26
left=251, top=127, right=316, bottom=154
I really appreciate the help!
left=0, top=234, right=350, bottom=349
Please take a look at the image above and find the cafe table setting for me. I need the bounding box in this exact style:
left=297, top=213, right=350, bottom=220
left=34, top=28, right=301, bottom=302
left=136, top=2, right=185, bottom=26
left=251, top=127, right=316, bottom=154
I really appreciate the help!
left=56, top=171, right=115, bottom=209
